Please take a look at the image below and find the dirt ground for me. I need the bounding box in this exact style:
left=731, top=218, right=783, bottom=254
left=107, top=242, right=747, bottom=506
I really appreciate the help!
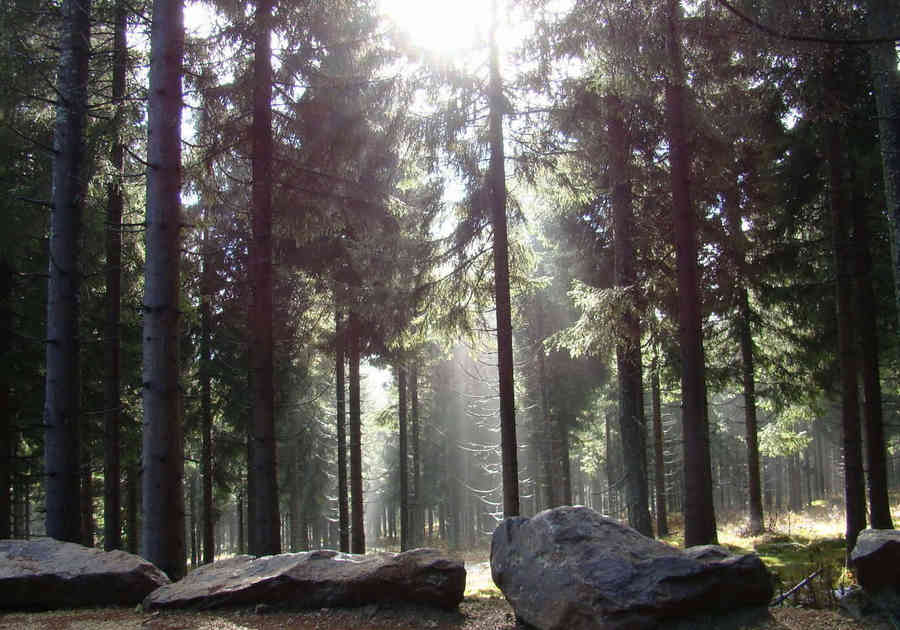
left=0, top=599, right=894, bottom=630
left=1, top=558, right=894, bottom=629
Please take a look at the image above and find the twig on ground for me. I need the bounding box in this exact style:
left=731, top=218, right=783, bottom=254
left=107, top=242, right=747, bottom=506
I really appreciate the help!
left=771, top=569, right=823, bottom=607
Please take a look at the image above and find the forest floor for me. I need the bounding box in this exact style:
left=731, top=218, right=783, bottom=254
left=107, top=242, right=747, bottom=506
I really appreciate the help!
left=3, top=503, right=899, bottom=629
left=0, top=596, right=893, bottom=630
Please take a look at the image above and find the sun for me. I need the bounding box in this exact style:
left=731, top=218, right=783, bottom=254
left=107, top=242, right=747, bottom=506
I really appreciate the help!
left=379, top=0, right=493, bottom=57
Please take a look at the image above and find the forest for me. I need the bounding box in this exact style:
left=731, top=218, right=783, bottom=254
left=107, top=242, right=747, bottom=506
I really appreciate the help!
left=1, top=0, right=899, bottom=584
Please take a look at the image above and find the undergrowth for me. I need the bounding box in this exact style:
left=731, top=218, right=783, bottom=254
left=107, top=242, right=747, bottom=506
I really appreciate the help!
left=428, top=496, right=900, bottom=608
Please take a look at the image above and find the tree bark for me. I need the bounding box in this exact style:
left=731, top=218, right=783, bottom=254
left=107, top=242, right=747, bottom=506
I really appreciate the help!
left=349, top=311, right=365, bottom=554
left=826, top=58, right=866, bottom=557
left=289, top=436, right=301, bottom=552
left=398, top=364, right=409, bottom=551
left=125, top=462, right=138, bottom=553
left=142, top=0, right=186, bottom=580
left=664, top=0, right=717, bottom=546
left=853, top=193, right=893, bottom=529
left=103, top=0, right=126, bottom=552
left=723, top=187, right=764, bottom=535
left=608, top=92, right=652, bottom=537
left=245, top=404, right=255, bottom=553
left=527, top=410, right=542, bottom=515
left=558, top=418, right=573, bottom=506
left=45, top=0, right=91, bottom=544
left=738, top=285, right=764, bottom=535
left=488, top=0, right=519, bottom=518
left=248, top=0, right=279, bottom=557
left=200, top=228, right=215, bottom=563
left=335, top=309, right=349, bottom=552
left=534, top=299, right=557, bottom=510
left=12, top=459, right=25, bottom=539
left=605, top=410, right=616, bottom=517
left=237, top=483, right=245, bottom=554
left=189, top=469, right=197, bottom=567
left=547, top=413, right=562, bottom=508
left=1, top=260, right=13, bottom=539
left=80, top=428, right=93, bottom=545
left=651, top=350, right=669, bottom=537
left=410, top=362, right=421, bottom=547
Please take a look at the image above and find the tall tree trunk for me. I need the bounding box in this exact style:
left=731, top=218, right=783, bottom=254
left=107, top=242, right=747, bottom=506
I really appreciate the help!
left=853, top=193, right=892, bottom=528
left=102, top=0, right=126, bottom=552
left=349, top=311, right=365, bottom=554
left=547, top=413, right=562, bottom=507
left=12, top=458, right=25, bottom=539
left=651, top=350, right=669, bottom=537
left=488, top=0, right=519, bottom=518
left=299, top=508, right=309, bottom=550
left=410, top=362, right=421, bottom=547
left=248, top=0, right=279, bottom=557
left=605, top=410, right=616, bottom=517
left=142, top=0, right=186, bottom=580
left=45, top=0, right=91, bottom=544
left=398, top=364, right=409, bottom=551
left=866, top=0, right=900, bottom=321
left=200, top=228, right=215, bottom=563
left=664, top=0, right=717, bottom=546
left=189, top=469, right=197, bottom=567
left=608, top=92, right=652, bottom=537
left=80, top=430, right=93, bottom=545
left=558, top=418, right=573, bottom=506
left=289, top=438, right=301, bottom=552
left=723, top=187, right=764, bottom=535
left=237, top=483, right=245, bottom=554
left=245, top=412, right=255, bottom=552
left=1, top=260, right=13, bottom=539
left=125, top=462, right=138, bottom=553
left=738, top=285, right=764, bottom=535
left=336, top=309, right=349, bottom=552
left=826, top=58, right=866, bottom=557
left=535, top=298, right=556, bottom=510
left=814, top=425, right=826, bottom=501
left=528, top=411, right=542, bottom=514
left=448, top=434, right=461, bottom=551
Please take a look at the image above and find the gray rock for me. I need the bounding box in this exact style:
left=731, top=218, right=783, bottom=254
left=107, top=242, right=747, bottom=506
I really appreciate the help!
left=0, top=537, right=171, bottom=609
left=850, top=529, right=900, bottom=616
left=144, top=547, right=465, bottom=611
left=850, top=529, right=900, bottom=593
left=490, top=506, right=774, bottom=630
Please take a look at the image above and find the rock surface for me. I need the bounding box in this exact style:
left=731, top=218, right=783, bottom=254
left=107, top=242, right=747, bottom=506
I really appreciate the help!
left=850, top=529, right=900, bottom=614
left=144, top=547, right=465, bottom=611
left=0, top=537, right=171, bottom=609
left=490, top=506, right=774, bottom=630
left=850, top=529, right=900, bottom=593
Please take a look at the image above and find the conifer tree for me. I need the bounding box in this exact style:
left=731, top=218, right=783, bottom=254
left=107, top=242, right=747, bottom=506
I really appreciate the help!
left=45, top=0, right=91, bottom=544
left=488, top=0, right=520, bottom=519
left=664, top=0, right=717, bottom=546
left=248, top=0, right=280, bottom=557
left=103, top=0, right=127, bottom=551
left=142, top=0, right=186, bottom=579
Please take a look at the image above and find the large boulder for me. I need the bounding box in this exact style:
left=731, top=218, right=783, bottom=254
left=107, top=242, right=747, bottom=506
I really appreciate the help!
left=0, top=538, right=171, bottom=609
left=491, top=507, right=773, bottom=630
left=850, top=529, right=900, bottom=593
left=144, top=547, right=465, bottom=611
left=849, top=529, right=900, bottom=614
